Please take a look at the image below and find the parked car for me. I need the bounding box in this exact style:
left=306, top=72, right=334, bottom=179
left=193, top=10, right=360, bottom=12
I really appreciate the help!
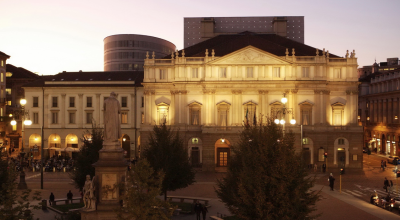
left=387, top=156, right=400, bottom=165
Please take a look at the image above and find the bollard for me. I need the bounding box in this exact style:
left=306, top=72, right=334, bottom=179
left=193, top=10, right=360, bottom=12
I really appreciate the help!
left=33, top=167, right=35, bottom=172
left=63, top=167, right=66, bottom=172
left=42, top=199, right=47, bottom=210
left=53, top=167, right=55, bottom=172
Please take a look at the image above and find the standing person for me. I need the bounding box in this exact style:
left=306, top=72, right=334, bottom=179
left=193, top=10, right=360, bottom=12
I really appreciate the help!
left=384, top=160, right=387, bottom=170
left=67, top=190, right=73, bottom=203
left=384, top=177, right=389, bottom=192
left=194, top=201, right=203, bottom=220
left=201, top=205, right=208, bottom=220
left=322, top=164, right=326, bottom=173
left=49, top=192, right=55, bottom=206
left=328, top=173, right=335, bottom=191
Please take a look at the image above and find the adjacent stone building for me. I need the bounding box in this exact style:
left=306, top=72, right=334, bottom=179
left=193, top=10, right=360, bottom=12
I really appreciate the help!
left=358, top=58, right=400, bottom=156
left=22, top=71, right=144, bottom=160
left=141, top=32, right=363, bottom=171
left=0, top=51, right=10, bottom=150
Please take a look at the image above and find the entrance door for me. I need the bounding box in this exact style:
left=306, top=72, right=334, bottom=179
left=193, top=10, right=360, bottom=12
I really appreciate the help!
left=302, top=149, right=311, bottom=166
left=191, top=147, right=200, bottom=167
left=338, top=151, right=345, bottom=168
left=217, top=148, right=229, bottom=167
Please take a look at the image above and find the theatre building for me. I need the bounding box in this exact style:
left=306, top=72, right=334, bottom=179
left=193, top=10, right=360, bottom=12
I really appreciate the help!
left=140, top=32, right=363, bottom=171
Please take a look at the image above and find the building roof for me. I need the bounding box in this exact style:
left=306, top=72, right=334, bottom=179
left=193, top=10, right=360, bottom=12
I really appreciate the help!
left=23, top=71, right=144, bottom=87
left=165, top=32, right=340, bottom=58
left=6, top=64, right=40, bottom=79
left=359, top=68, right=400, bottom=82
left=0, top=51, right=10, bottom=58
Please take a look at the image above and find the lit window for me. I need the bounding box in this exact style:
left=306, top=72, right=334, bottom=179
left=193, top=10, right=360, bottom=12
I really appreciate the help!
left=121, top=112, right=128, bottom=124
left=160, top=69, right=167, bottom=80
left=192, top=138, right=199, bottom=144
left=302, top=67, right=310, bottom=78
left=6, top=72, right=12, bottom=77
left=192, top=68, right=199, bottom=78
left=220, top=67, right=227, bottom=78
left=302, top=138, right=309, bottom=145
left=246, top=67, right=253, bottom=78
left=5, top=88, right=11, bottom=95
left=273, top=67, right=280, bottom=78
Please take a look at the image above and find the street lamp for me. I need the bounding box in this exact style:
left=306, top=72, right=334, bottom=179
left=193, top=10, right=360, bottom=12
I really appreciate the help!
left=271, top=93, right=296, bottom=136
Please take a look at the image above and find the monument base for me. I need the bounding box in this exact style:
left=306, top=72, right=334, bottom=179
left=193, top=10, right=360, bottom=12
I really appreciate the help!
left=80, top=142, right=128, bottom=220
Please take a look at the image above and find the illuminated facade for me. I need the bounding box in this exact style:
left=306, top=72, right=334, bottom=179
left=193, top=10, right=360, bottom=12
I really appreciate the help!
left=358, top=58, right=400, bottom=156
left=141, top=32, right=363, bottom=171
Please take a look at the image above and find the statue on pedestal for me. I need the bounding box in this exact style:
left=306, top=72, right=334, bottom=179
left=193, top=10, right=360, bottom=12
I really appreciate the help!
left=103, top=92, right=121, bottom=146
left=83, top=175, right=96, bottom=210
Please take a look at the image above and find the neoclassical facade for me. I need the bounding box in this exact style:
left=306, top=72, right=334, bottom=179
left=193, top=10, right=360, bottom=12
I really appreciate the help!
left=22, top=71, right=143, bottom=160
left=141, top=32, right=363, bottom=171
left=359, top=59, right=400, bottom=156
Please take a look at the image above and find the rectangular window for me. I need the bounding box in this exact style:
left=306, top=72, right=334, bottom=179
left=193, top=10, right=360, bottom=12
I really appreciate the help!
left=87, top=97, right=92, bottom=107
left=192, top=68, right=199, bottom=78
left=33, top=97, right=39, bottom=107
left=191, top=109, right=200, bottom=125
left=302, top=110, right=309, bottom=125
left=273, top=67, right=280, bottom=78
left=338, top=138, right=345, bottom=145
left=5, top=88, right=11, bottom=95
left=69, top=97, right=75, bottom=107
left=334, top=112, right=342, bottom=125
left=12, top=124, right=16, bottom=131
left=334, top=68, right=341, bottom=78
left=86, top=112, right=93, bottom=124
left=141, top=97, right=144, bottom=107
left=121, top=97, right=127, bottom=107
left=33, top=113, right=39, bottom=124
left=52, top=97, right=58, bottom=108
left=159, top=109, right=168, bottom=124
left=52, top=112, right=58, bottom=124
left=220, top=67, right=227, bottom=78
left=302, top=67, right=310, bottom=78
left=6, top=101, right=11, bottom=106
left=318, top=149, right=325, bottom=162
left=121, top=112, right=128, bottom=124
left=246, top=67, right=253, bottom=78
left=160, top=69, right=167, bottom=80
left=69, top=112, right=75, bottom=124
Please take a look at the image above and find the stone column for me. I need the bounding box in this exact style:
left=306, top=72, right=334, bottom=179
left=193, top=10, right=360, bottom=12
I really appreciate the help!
left=170, top=91, right=175, bottom=125
left=150, top=91, right=155, bottom=125
left=383, top=99, right=387, bottom=124
left=346, top=91, right=351, bottom=125
left=388, top=98, right=393, bottom=124
left=211, top=90, right=216, bottom=125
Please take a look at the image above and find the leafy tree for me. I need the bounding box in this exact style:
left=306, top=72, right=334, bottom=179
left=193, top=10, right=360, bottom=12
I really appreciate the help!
left=0, top=152, right=42, bottom=220
left=142, top=123, right=195, bottom=200
left=216, top=119, right=320, bottom=220
left=70, top=124, right=103, bottom=190
left=117, top=159, right=174, bottom=220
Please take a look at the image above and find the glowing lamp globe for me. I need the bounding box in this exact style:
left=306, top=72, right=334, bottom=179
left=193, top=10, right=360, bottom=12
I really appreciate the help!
left=274, top=119, right=280, bottom=124
left=11, top=120, right=17, bottom=126
left=280, top=119, right=285, bottom=125
left=281, top=97, right=287, bottom=104
left=290, top=119, right=296, bottom=124
left=24, top=120, right=32, bottom=126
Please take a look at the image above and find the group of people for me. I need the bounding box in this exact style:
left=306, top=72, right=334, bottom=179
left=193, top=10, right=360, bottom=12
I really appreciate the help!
left=194, top=201, right=208, bottom=220
left=48, top=190, right=74, bottom=206
left=310, top=163, right=327, bottom=173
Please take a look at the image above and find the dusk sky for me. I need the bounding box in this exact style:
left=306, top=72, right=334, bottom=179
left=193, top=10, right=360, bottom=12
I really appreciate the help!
left=1, top=0, right=399, bottom=75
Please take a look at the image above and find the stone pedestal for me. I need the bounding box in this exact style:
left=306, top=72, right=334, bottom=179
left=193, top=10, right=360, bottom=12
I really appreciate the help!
left=80, top=142, right=128, bottom=220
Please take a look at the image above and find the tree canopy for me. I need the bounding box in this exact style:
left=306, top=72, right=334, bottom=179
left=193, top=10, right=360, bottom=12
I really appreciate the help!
left=70, top=125, right=103, bottom=190
left=117, top=159, right=174, bottom=220
left=216, top=119, right=319, bottom=220
left=142, top=123, right=195, bottom=200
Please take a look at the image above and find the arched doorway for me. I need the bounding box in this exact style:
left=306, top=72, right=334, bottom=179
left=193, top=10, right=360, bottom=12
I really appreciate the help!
left=301, top=137, right=314, bottom=166
left=334, top=137, right=349, bottom=168
left=215, top=138, right=230, bottom=170
left=188, top=137, right=202, bottom=168
left=65, top=134, right=79, bottom=158
left=28, top=134, right=41, bottom=159
left=48, top=134, right=61, bottom=157
left=121, top=134, right=130, bottom=159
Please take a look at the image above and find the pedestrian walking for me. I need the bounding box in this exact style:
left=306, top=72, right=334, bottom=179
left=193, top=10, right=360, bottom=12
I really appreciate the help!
left=384, top=160, right=387, bottom=169
left=381, top=160, right=384, bottom=171
left=322, top=163, right=326, bottom=173
left=194, top=201, right=203, bottom=220
left=384, top=177, right=389, bottom=192
left=49, top=192, right=55, bottom=206
left=201, top=205, right=208, bottom=220
left=67, top=190, right=73, bottom=203
left=328, top=173, right=335, bottom=191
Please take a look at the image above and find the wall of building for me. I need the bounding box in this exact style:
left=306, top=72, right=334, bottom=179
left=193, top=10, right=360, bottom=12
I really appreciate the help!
left=104, top=34, right=176, bottom=71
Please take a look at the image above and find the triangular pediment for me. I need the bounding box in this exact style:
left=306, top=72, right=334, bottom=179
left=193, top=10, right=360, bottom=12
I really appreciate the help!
left=209, top=46, right=293, bottom=65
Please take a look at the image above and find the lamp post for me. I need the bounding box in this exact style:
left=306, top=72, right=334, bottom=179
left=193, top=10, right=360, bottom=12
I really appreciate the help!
left=11, top=99, right=32, bottom=190
left=272, top=93, right=296, bottom=136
